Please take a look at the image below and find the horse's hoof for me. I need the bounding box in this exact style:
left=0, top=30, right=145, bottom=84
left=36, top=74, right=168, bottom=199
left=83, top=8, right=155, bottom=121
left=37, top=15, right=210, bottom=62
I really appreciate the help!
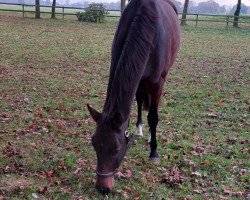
left=135, top=134, right=143, bottom=138
left=150, top=156, right=160, bottom=164
left=149, top=151, right=160, bottom=164
left=135, top=124, right=143, bottom=137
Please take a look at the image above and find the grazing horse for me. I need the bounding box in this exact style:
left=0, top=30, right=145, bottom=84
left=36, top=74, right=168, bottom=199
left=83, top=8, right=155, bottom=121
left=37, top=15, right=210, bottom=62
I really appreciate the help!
left=87, top=0, right=180, bottom=194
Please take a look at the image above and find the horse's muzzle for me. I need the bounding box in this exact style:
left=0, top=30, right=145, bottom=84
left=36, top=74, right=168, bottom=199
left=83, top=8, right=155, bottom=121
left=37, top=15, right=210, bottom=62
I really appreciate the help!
left=96, top=175, right=114, bottom=194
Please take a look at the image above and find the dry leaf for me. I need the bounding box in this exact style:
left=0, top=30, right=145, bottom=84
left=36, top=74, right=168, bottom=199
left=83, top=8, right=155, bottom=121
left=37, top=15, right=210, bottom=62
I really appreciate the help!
left=123, top=185, right=133, bottom=192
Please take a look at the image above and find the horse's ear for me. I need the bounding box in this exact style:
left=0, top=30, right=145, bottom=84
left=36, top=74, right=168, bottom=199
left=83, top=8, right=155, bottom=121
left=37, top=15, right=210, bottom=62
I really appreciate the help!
left=87, top=104, right=101, bottom=122
left=111, top=112, right=123, bottom=129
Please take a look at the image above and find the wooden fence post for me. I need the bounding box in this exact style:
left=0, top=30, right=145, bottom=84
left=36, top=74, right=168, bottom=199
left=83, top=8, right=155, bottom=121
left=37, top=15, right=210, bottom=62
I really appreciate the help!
left=62, top=7, right=64, bottom=19
left=226, top=16, right=229, bottom=28
left=22, top=4, right=24, bottom=18
left=195, top=14, right=198, bottom=27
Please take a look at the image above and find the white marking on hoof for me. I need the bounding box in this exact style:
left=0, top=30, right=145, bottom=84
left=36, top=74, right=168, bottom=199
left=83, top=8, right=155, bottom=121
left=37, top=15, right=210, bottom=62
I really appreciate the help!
left=135, top=124, right=143, bottom=137
left=148, top=134, right=151, bottom=143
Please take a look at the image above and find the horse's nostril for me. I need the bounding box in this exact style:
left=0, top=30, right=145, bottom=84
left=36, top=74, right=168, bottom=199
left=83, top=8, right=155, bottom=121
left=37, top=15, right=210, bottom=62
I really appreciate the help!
left=98, top=187, right=111, bottom=195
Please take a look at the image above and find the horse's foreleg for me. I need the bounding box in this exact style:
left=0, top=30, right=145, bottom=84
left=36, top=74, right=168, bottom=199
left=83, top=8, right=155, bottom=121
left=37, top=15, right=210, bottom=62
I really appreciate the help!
left=147, top=81, right=163, bottom=163
left=135, top=89, right=143, bottom=137
left=148, top=105, right=159, bottom=161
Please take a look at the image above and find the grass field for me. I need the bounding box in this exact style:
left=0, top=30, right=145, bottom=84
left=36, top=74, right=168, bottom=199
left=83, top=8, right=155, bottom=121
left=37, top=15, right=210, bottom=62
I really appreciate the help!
left=0, top=14, right=249, bottom=199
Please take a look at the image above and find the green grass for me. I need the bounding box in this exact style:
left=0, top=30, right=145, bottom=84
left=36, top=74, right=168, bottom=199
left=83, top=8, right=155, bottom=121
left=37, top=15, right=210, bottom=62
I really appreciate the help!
left=0, top=14, right=249, bottom=199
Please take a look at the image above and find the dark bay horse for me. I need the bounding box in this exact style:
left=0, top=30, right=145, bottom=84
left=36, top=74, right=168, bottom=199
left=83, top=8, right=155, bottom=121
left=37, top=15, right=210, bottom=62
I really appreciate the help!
left=87, top=0, right=180, bottom=194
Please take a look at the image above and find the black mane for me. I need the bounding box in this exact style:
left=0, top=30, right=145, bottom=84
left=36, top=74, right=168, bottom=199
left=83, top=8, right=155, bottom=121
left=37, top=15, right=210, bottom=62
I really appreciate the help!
left=103, top=0, right=159, bottom=118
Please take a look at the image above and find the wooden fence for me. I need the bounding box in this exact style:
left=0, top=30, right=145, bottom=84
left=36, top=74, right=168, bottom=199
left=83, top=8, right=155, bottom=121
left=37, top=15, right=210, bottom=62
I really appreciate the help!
left=0, top=2, right=121, bottom=19
left=0, top=2, right=250, bottom=28
left=179, top=13, right=250, bottom=28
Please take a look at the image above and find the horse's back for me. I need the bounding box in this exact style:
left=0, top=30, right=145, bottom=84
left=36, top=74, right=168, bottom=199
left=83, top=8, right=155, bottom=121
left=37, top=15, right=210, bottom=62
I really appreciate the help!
left=158, top=0, right=180, bottom=74
left=141, top=0, right=180, bottom=83
left=110, top=0, right=180, bottom=88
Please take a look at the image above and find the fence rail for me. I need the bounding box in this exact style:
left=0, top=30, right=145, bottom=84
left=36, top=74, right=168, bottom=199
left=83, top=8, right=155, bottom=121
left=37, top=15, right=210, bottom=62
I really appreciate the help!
left=179, top=13, right=250, bottom=28
left=0, top=2, right=121, bottom=19
left=0, top=2, right=250, bottom=27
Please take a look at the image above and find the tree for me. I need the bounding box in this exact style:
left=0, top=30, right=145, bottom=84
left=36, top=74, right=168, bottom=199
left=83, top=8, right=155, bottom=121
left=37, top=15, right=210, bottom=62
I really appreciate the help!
left=186, top=1, right=196, bottom=13
left=181, top=0, right=189, bottom=26
left=65, top=0, right=70, bottom=6
left=233, top=0, right=241, bottom=28
left=35, top=0, right=40, bottom=19
left=196, top=0, right=221, bottom=14
left=45, top=0, right=51, bottom=6
left=51, top=0, right=56, bottom=19
left=231, top=4, right=250, bottom=14
left=172, top=0, right=182, bottom=13
left=121, top=0, right=126, bottom=13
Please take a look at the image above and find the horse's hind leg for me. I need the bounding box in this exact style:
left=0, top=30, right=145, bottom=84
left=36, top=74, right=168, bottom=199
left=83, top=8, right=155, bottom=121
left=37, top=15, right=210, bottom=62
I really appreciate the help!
left=135, top=87, right=144, bottom=137
left=147, top=80, right=163, bottom=163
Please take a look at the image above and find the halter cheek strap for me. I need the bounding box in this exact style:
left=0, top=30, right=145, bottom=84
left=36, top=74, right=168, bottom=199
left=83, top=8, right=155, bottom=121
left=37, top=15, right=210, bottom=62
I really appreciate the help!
left=124, top=130, right=129, bottom=137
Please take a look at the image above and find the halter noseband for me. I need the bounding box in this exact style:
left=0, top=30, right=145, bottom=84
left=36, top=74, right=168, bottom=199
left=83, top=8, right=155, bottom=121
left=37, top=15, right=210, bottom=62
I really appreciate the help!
left=96, top=130, right=131, bottom=178
left=96, top=170, right=116, bottom=178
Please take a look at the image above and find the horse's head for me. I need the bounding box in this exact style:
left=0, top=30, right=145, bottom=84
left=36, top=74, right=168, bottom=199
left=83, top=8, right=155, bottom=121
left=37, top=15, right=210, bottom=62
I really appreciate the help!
left=87, top=104, right=131, bottom=194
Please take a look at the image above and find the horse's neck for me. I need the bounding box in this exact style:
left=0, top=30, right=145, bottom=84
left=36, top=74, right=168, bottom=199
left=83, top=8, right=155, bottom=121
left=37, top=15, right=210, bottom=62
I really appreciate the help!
left=103, top=77, right=138, bottom=121
left=102, top=0, right=158, bottom=119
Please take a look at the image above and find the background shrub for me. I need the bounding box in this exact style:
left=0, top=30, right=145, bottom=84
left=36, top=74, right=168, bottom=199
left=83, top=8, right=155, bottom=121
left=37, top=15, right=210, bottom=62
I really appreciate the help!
left=76, top=3, right=108, bottom=23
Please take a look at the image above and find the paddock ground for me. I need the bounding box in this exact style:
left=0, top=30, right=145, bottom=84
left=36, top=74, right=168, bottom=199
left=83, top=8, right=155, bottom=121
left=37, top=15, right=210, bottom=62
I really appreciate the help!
left=0, top=14, right=249, bottom=199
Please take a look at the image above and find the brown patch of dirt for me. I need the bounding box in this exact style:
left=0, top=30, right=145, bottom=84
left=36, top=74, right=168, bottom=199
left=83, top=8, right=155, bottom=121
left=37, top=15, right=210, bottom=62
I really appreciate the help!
left=0, top=13, right=22, bottom=20
left=0, top=176, right=33, bottom=193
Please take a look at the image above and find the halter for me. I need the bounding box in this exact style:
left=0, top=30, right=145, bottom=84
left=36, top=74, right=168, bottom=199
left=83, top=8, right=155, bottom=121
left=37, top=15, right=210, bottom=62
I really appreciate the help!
left=96, top=170, right=116, bottom=178
left=96, top=129, right=131, bottom=178
left=124, top=130, right=129, bottom=137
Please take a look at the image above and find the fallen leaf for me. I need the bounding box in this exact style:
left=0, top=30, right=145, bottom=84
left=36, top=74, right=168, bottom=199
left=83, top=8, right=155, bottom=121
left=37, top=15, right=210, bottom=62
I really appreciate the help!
left=162, top=167, right=186, bottom=188
left=58, top=160, right=67, bottom=171
left=73, top=167, right=82, bottom=175
left=60, top=187, right=73, bottom=193
left=117, top=190, right=130, bottom=199
left=206, top=112, right=218, bottom=118
left=218, top=99, right=225, bottom=105
left=38, top=186, right=48, bottom=194
left=35, top=109, right=43, bottom=117
left=32, top=193, right=39, bottom=199
left=3, top=143, right=22, bottom=158
left=124, top=169, right=132, bottom=178
left=116, top=169, right=132, bottom=179
left=44, top=169, right=54, bottom=177
left=223, top=186, right=246, bottom=197
left=191, top=171, right=202, bottom=177
left=116, top=171, right=126, bottom=179
left=133, top=193, right=140, bottom=200
left=239, top=168, right=247, bottom=176
left=61, top=179, right=69, bottom=185
left=123, top=185, right=133, bottom=192
left=194, top=189, right=203, bottom=194
left=90, top=165, right=96, bottom=170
